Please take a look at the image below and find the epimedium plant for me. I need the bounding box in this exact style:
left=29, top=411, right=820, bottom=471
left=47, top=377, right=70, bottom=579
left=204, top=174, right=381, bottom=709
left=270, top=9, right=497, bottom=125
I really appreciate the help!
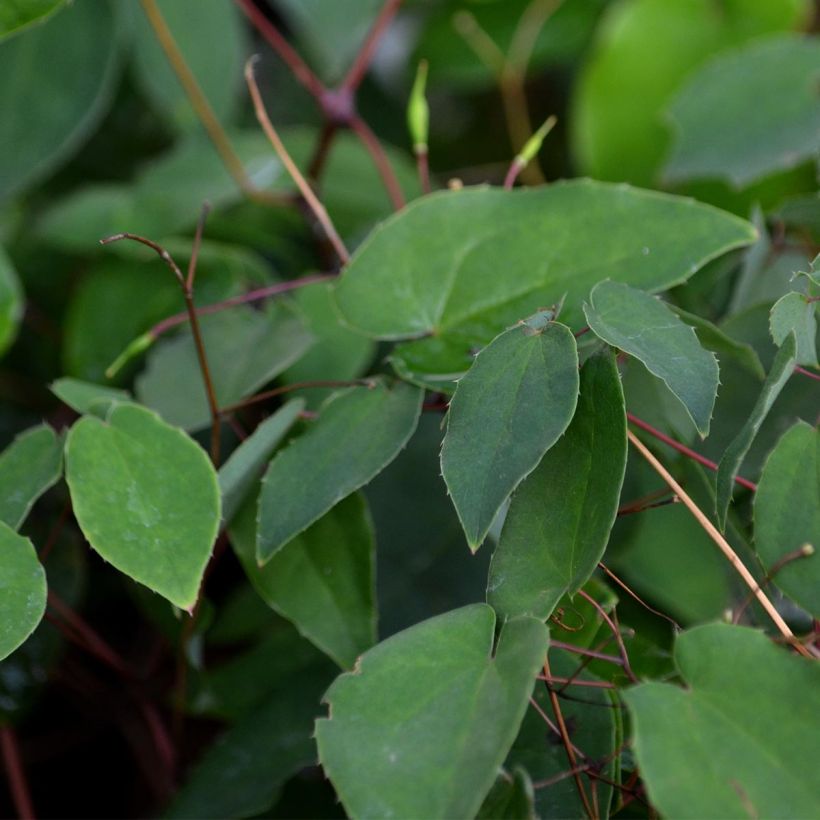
left=0, top=0, right=818, bottom=818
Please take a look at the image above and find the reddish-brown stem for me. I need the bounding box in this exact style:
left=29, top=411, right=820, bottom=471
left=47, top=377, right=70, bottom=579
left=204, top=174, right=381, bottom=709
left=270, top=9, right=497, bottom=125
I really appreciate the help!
left=578, top=590, right=638, bottom=683
left=598, top=562, right=682, bottom=631
left=220, top=378, right=377, bottom=416
left=543, top=656, right=596, bottom=819
left=307, top=122, right=339, bottom=181
left=348, top=115, right=406, bottom=209
left=38, top=499, right=72, bottom=562
left=617, top=494, right=679, bottom=517
left=550, top=639, right=624, bottom=665
left=150, top=273, right=335, bottom=339
left=627, top=412, right=757, bottom=492
left=539, top=675, right=617, bottom=689
left=795, top=365, right=820, bottom=382
left=341, top=0, right=404, bottom=92
left=234, top=0, right=325, bottom=100
left=416, top=149, right=431, bottom=195
left=0, top=725, right=35, bottom=820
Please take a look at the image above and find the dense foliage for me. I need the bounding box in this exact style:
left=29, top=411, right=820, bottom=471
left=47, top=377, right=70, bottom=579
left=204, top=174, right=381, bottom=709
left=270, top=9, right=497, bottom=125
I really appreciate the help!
left=0, top=1, right=818, bottom=818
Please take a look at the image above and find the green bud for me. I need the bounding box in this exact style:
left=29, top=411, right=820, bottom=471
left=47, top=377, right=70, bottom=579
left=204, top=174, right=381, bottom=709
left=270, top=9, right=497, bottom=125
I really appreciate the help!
left=516, top=115, right=557, bottom=168
left=407, top=60, right=430, bottom=154
left=105, top=332, right=155, bottom=379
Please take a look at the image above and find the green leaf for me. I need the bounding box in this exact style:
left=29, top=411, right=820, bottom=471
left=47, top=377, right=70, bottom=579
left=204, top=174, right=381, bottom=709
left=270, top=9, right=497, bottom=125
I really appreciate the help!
left=315, top=604, right=548, bottom=820
left=0, top=425, right=63, bottom=530
left=65, top=403, right=221, bottom=610
left=624, top=622, right=820, bottom=819
left=0, top=0, right=122, bottom=201
left=671, top=305, right=765, bottom=380
left=584, top=281, right=719, bottom=436
left=132, top=0, right=245, bottom=132
left=231, top=492, right=376, bottom=669
left=0, top=0, right=66, bottom=41
left=0, top=522, right=47, bottom=662
left=168, top=658, right=333, bottom=819
left=257, top=381, right=422, bottom=563
left=487, top=349, right=626, bottom=620
left=50, top=378, right=131, bottom=418
left=754, top=422, right=819, bottom=617
left=218, top=399, right=304, bottom=525
left=664, top=35, right=820, bottom=187
left=715, top=333, right=797, bottom=529
left=442, top=316, right=579, bottom=550
left=770, top=291, right=817, bottom=367
left=476, top=767, right=535, bottom=820
left=0, top=244, right=22, bottom=357
left=136, top=304, right=313, bottom=431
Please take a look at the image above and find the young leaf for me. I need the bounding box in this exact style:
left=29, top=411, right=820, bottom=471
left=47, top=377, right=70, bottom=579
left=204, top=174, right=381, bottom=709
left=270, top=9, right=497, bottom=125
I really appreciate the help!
left=50, top=378, right=131, bottom=417
left=770, top=291, right=817, bottom=367
left=218, top=399, right=304, bottom=525
left=0, top=522, right=47, bottom=662
left=487, top=349, right=626, bottom=620
left=0, top=245, right=22, bottom=357
left=65, top=403, right=221, bottom=610
left=625, top=623, right=820, bottom=819
left=334, top=181, right=755, bottom=343
left=715, top=333, right=797, bottom=529
left=257, top=381, right=422, bottom=563
left=231, top=492, right=376, bottom=669
left=315, top=604, right=548, bottom=820
left=441, top=315, right=579, bottom=551
left=754, top=422, right=819, bottom=617
left=584, top=280, right=719, bottom=436
left=0, top=424, right=63, bottom=530
left=664, top=35, right=820, bottom=187
left=137, top=304, right=313, bottom=431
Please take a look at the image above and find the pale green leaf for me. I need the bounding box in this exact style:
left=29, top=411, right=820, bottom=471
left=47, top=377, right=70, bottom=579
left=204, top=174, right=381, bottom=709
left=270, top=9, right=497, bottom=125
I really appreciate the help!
left=716, top=333, right=797, bottom=529
left=137, top=304, right=313, bottom=431
left=0, top=245, right=22, bottom=357
left=584, top=281, right=719, bottom=436
left=754, top=422, right=819, bottom=617
left=0, top=0, right=122, bottom=200
left=65, top=403, right=221, bottom=610
left=0, top=425, right=63, bottom=530
left=232, top=492, right=376, bottom=669
left=315, top=604, right=548, bottom=820
left=488, top=349, right=626, bottom=619
left=218, top=399, right=304, bottom=525
left=664, top=35, right=820, bottom=187
left=0, top=0, right=66, bottom=41
left=770, top=291, right=817, bottom=367
left=0, top=522, right=46, bottom=662
left=257, top=381, right=422, bottom=563
left=50, top=378, right=131, bottom=418
left=624, top=622, right=820, bottom=819
left=442, top=315, right=579, bottom=550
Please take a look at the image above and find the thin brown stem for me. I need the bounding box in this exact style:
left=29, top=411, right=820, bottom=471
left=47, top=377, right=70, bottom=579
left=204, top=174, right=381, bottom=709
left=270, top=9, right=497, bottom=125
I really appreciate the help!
left=627, top=412, right=757, bottom=492
left=538, top=675, right=617, bottom=689
left=307, top=122, right=339, bottom=181
left=578, top=589, right=638, bottom=683
left=550, top=639, right=624, bottom=665
left=627, top=429, right=813, bottom=659
left=186, top=203, right=210, bottom=291
left=245, top=58, right=350, bottom=264
left=416, top=149, right=431, bottom=195
left=140, top=0, right=255, bottom=195
left=348, top=114, right=406, bottom=210
left=598, top=562, right=682, bottom=631
left=0, top=725, right=35, bottom=820
left=543, top=656, right=596, bottom=819
left=220, top=378, right=377, bottom=416
left=341, top=0, right=404, bottom=92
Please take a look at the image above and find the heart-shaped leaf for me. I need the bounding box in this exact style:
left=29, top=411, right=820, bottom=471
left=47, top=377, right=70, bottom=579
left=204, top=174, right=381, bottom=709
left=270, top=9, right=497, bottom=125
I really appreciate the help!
left=65, top=403, right=220, bottom=610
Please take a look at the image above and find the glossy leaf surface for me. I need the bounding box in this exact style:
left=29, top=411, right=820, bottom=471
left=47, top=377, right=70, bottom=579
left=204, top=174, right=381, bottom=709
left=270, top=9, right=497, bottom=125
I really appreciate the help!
left=316, top=604, right=548, bottom=820
left=65, top=404, right=220, bottom=610
left=0, top=523, right=47, bottom=662
left=754, top=422, right=819, bottom=616
left=257, top=381, right=422, bottom=562
left=442, top=316, right=579, bottom=550
left=488, top=350, right=626, bottom=619
left=584, top=280, right=719, bottom=435
left=0, top=424, right=63, bottom=530
left=625, top=623, right=820, bottom=819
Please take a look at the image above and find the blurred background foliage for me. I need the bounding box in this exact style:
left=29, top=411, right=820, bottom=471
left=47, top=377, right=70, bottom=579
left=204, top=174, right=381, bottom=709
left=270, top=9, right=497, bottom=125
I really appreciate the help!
left=0, top=0, right=817, bottom=816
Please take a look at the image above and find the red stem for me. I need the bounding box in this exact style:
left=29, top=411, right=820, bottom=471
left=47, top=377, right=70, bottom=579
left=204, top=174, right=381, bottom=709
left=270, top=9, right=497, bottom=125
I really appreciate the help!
left=340, top=0, right=404, bottom=92
left=0, top=725, right=35, bottom=820
left=349, top=115, right=406, bottom=210
left=795, top=365, right=820, bottom=382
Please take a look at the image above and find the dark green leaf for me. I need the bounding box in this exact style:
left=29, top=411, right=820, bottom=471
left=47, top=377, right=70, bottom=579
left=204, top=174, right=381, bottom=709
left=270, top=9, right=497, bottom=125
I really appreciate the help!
left=231, top=492, right=376, bottom=669
left=50, top=378, right=131, bottom=418
left=584, top=281, right=719, bottom=436
left=442, top=316, right=579, bottom=550
left=664, top=35, right=820, bottom=187
left=715, top=333, right=797, bottom=529
left=137, top=304, right=313, bottom=431
left=218, top=399, right=304, bottom=525
left=65, top=403, right=220, bottom=610
left=625, top=622, right=820, bottom=819
left=754, top=421, right=819, bottom=617
left=316, top=604, right=548, bottom=820
left=488, top=349, right=626, bottom=619
left=476, top=767, right=535, bottom=820
left=0, top=0, right=66, bottom=41
left=0, top=0, right=122, bottom=200
left=0, top=523, right=46, bottom=662
left=0, top=424, right=63, bottom=530
left=257, top=381, right=422, bottom=563
left=0, top=244, right=22, bottom=356
left=770, top=291, right=817, bottom=367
